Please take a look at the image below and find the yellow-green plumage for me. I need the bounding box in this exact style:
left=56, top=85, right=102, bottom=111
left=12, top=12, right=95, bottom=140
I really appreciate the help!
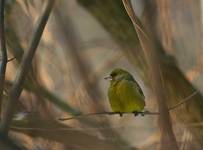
left=107, top=68, right=145, bottom=113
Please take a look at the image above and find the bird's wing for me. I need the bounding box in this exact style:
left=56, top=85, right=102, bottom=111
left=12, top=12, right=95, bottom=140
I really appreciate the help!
left=132, top=80, right=145, bottom=99
left=116, top=79, right=145, bottom=112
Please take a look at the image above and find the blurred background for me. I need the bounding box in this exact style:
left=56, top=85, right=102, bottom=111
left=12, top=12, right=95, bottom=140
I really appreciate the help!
left=3, top=0, right=203, bottom=149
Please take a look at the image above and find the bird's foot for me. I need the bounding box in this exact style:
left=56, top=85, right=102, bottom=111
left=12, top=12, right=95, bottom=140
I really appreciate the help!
left=133, top=111, right=139, bottom=117
left=140, top=111, right=145, bottom=116
left=115, top=112, right=123, bottom=117
left=119, top=112, right=123, bottom=117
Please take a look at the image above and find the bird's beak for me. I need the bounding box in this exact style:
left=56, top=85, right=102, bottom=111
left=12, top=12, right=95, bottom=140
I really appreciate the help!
left=104, top=75, right=112, bottom=80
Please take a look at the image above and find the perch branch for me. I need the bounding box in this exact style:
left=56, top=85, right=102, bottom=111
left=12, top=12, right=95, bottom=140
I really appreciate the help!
left=7, top=57, right=16, bottom=62
left=59, top=91, right=197, bottom=121
left=3, top=91, right=197, bottom=133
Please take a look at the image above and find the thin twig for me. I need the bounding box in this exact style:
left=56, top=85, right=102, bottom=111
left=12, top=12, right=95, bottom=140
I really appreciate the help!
left=0, top=0, right=7, bottom=117
left=0, top=0, right=55, bottom=136
left=10, top=124, right=152, bottom=131
left=6, top=91, right=197, bottom=133
left=58, top=111, right=159, bottom=121
left=169, top=91, right=198, bottom=110
left=121, top=0, right=150, bottom=41
left=59, top=91, right=197, bottom=121
left=7, top=57, right=16, bottom=62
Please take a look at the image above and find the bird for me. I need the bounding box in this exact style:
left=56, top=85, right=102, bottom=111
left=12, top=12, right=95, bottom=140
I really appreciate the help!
left=105, top=68, right=145, bottom=116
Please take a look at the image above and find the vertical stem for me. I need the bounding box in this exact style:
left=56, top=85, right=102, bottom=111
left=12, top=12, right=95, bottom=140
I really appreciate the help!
left=0, top=0, right=55, bottom=136
left=0, top=0, right=7, bottom=118
left=122, top=0, right=179, bottom=149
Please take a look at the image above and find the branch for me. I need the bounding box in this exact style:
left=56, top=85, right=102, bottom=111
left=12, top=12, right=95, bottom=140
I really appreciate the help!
left=168, top=91, right=198, bottom=110
left=124, top=1, right=180, bottom=149
left=58, top=111, right=159, bottom=121
left=7, top=57, right=16, bottom=63
left=59, top=91, right=197, bottom=121
left=0, top=0, right=7, bottom=117
left=3, top=91, right=196, bottom=135
left=0, top=0, right=55, bottom=136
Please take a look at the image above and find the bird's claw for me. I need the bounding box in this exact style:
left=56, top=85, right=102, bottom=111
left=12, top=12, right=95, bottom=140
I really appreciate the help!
left=140, top=111, right=145, bottom=116
left=115, top=112, right=123, bottom=117
left=133, top=111, right=139, bottom=116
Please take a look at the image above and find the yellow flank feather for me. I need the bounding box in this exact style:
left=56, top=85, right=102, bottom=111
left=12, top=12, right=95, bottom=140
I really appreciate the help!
left=106, top=68, right=145, bottom=113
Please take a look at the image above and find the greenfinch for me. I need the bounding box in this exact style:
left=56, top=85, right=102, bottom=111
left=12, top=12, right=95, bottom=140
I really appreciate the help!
left=105, top=68, right=145, bottom=116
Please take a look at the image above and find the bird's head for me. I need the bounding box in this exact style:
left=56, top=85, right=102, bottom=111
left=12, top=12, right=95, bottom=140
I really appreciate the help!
left=104, top=68, right=134, bottom=82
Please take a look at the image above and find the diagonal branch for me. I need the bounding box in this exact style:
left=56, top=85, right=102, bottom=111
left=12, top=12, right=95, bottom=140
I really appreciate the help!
left=122, top=0, right=179, bottom=150
left=7, top=57, right=16, bottom=63
left=0, top=0, right=7, bottom=117
left=0, top=0, right=55, bottom=136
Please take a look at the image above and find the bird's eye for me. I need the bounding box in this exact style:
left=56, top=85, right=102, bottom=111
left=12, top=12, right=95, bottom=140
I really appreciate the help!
left=110, top=72, right=117, bottom=77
